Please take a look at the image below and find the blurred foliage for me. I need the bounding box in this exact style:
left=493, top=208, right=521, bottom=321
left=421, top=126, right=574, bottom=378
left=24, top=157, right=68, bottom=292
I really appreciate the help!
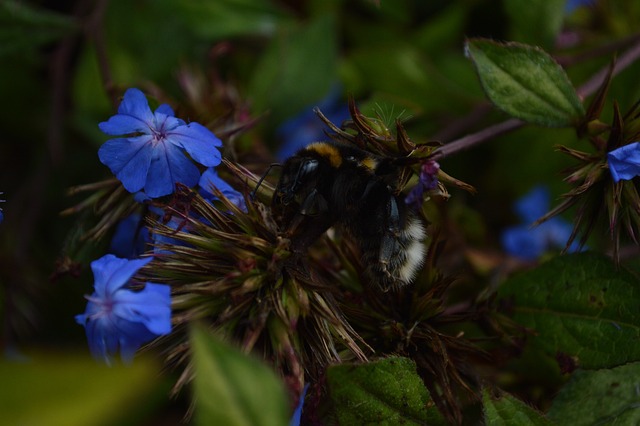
left=0, top=352, right=169, bottom=426
left=2, top=0, right=640, bottom=424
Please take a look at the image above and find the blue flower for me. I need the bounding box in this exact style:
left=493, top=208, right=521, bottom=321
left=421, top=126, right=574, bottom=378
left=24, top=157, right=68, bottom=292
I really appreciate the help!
left=152, top=216, right=191, bottom=255
left=109, top=213, right=151, bottom=259
left=98, top=88, right=223, bottom=198
left=276, top=87, right=350, bottom=161
left=565, top=0, right=595, bottom=13
left=75, top=254, right=171, bottom=364
left=501, top=186, right=581, bottom=260
left=199, top=167, right=247, bottom=212
left=289, top=384, right=309, bottom=426
left=607, top=142, right=640, bottom=183
left=0, top=192, right=5, bottom=224
left=405, top=160, right=440, bottom=210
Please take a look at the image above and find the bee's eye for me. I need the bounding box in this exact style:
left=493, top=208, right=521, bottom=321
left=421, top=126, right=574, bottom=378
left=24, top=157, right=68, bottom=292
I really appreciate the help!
left=299, top=158, right=319, bottom=178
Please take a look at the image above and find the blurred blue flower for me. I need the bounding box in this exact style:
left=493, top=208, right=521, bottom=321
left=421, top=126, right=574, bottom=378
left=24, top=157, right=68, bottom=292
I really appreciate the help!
left=0, top=192, right=4, bottom=224
left=501, top=186, right=581, bottom=260
left=109, top=213, right=150, bottom=259
left=565, top=0, right=595, bottom=13
left=152, top=216, right=191, bottom=255
left=199, top=167, right=247, bottom=212
left=607, top=142, right=640, bottom=183
left=75, top=255, right=171, bottom=365
left=98, top=88, right=223, bottom=198
left=405, top=160, right=439, bottom=210
left=276, top=88, right=349, bottom=161
left=289, top=384, right=309, bottom=426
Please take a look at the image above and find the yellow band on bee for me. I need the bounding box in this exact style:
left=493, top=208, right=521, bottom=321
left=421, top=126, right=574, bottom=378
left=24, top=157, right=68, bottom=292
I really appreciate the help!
left=360, top=156, right=377, bottom=171
left=308, top=143, right=342, bottom=168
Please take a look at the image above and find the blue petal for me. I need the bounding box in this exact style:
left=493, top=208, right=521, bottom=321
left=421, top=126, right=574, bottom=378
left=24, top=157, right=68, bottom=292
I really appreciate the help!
left=607, top=142, right=640, bottom=183
left=113, top=283, right=172, bottom=335
left=565, top=0, right=595, bottom=13
left=144, top=142, right=201, bottom=198
left=165, top=122, right=223, bottom=168
left=90, top=255, right=128, bottom=297
left=114, top=318, right=159, bottom=363
left=154, top=113, right=184, bottom=133
left=109, top=214, right=150, bottom=259
left=98, top=136, right=154, bottom=193
left=80, top=313, right=119, bottom=365
left=289, top=384, right=309, bottom=426
left=155, top=103, right=175, bottom=117
left=514, top=186, right=550, bottom=223
left=99, top=88, right=155, bottom=135
left=99, top=115, right=150, bottom=136
left=501, top=225, right=546, bottom=260
left=276, top=87, right=349, bottom=161
left=152, top=216, right=192, bottom=254
left=199, top=168, right=247, bottom=211
left=90, top=255, right=153, bottom=297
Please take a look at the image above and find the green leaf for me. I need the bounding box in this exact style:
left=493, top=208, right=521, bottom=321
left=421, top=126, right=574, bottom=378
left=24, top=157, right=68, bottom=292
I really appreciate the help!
left=497, top=252, right=640, bottom=369
left=465, top=39, right=585, bottom=127
left=189, top=323, right=289, bottom=426
left=504, top=0, right=566, bottom=49
left=177, top=0, right=292, bottom=40
left=0, top=0, right=78, bottom=57
left=548, top=362, right=640, bottom=425
left=0, top=352, right=166, bottom=426
left=483, top=389, right=553, bottom=425
left=327, top=356, right=446, bottom=425
left=248, top=15, right=338, bottom=126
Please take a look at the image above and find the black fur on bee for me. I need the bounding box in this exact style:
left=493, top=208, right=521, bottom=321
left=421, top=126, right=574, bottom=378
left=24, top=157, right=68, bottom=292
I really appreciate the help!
left=271, top=141, right=426, bottom=290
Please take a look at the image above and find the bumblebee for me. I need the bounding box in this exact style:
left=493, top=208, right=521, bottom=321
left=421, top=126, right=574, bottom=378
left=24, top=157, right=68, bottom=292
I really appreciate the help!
left=272, top=141, right=426, bottom=290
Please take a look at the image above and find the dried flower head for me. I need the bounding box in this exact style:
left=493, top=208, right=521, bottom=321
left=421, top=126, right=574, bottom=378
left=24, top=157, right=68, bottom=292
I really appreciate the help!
left=140, top=173, right=366, bottom=395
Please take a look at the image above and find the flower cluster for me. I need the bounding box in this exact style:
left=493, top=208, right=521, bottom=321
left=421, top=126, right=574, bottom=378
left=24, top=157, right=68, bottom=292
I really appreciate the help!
left=76, top=88, right=245, bottom=364
left=70, top=89, right=480, bottom=423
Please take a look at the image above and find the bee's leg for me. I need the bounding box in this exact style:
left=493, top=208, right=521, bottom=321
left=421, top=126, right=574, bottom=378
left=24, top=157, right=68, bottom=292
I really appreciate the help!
left=288, top=189, right=333, bottom=252
left=299, top=188, right=327, bottom=216
left=377, top=196, right=403, bottom=288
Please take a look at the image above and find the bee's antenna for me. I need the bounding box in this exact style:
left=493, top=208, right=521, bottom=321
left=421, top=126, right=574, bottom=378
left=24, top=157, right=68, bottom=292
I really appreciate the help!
left=251, top=163, right=282, bottom=200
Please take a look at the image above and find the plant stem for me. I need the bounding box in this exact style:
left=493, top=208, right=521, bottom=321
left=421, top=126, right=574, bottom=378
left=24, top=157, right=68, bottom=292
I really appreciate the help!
left=86, top=0, right=117, bottom=109
left=432, top=37, right=640, bottom=161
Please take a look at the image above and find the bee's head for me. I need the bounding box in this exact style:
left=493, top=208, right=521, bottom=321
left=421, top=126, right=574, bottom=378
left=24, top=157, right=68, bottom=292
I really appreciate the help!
left=275, top=156, right=320, bottom=206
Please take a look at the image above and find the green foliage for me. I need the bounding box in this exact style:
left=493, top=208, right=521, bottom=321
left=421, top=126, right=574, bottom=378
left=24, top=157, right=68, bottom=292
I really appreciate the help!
left=189, top=323, right=290, bottom=426
left=548, top=362, right=640, bottom=425
left=466, top=39, right=585, bottom=127
left=0, top=0, right=77, bottom=57
left=248, top=15, right=338, bottom=126
left=483, top=389, right=553, bottom=425
left=504, top=0, right=566, bottom=49
left=0, top=353, right=166, bottom=426
left=497, top=253, right=640, bottom=369
left=5, top=0, right=640, bottom=424
left=327, top=357, right=446, bottom=425
left=177, top=0, right=293, bottom=40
